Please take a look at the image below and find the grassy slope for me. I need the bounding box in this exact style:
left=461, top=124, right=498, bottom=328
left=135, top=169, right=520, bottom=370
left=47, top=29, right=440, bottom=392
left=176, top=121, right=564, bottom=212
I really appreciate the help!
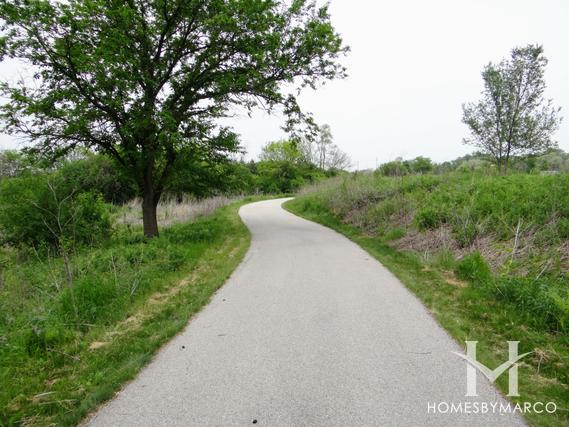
left=284, top=187, right=568, bottom=427
left=0, top=198, right=256, bottom=426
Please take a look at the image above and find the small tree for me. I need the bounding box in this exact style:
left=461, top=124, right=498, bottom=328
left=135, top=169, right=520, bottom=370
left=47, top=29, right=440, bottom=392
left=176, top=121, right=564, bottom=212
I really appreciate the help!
left=462, top=45, right=562, bottom=174
left=325, top=144, right=351, bottom=170
left=299, top=124, right=350, bottom=170
left=0, top=0, right=347, bottom=236
left=316, top=124, right=333, bottom=169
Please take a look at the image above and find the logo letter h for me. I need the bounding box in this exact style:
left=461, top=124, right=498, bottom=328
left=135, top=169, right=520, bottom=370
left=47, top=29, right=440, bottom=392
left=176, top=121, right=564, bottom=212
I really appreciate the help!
left=453, top=341, right=531, bottom=397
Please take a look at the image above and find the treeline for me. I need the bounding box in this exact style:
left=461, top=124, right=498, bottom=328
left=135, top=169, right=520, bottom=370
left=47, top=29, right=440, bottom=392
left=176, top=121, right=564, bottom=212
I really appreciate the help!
left=0, top=135, right=349, bottom=248
left=376, top=148, right=569, bottom=176
left=0, top=145, right=342, bottom=203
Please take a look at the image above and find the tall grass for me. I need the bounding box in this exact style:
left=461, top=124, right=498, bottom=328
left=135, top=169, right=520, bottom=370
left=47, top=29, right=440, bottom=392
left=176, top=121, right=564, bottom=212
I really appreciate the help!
left=300, top=172, right=569, bottom=275
left=0, top=196, right=253, bottom=426
left=119, top=194, right=240, bottom=227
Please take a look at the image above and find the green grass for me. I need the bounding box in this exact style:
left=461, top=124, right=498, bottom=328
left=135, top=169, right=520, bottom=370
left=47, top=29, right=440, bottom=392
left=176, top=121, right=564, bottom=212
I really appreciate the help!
left=0, top=197, right=258, bottom=426
left=284, top=179, right=569, bottom=427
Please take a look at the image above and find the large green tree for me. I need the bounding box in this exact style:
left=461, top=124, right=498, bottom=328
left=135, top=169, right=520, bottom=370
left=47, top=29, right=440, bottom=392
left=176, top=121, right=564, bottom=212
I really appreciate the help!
left=0, top=0, right=347, bottom=236
left=462, top=45, right=561, bottom=174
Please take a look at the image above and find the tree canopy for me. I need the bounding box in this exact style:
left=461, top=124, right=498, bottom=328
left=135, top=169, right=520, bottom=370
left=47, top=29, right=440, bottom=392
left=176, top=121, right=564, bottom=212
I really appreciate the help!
left=0, top=0, right=347, bottom=236
left=259, top=139, right=305, bottom=164
left=462, top=45, right=562, bottom=174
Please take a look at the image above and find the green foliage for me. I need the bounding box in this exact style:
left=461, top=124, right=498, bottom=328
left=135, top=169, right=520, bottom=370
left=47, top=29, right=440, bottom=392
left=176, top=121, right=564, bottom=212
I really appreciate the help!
left=376, top=156, right=434, bottom=176
left=408, top=156, right=434, bottom=173
left=557, top=218, right=569, bottom=239
left=255, top=160, right=325, bottom=193
left=58, top=155, right=136, bottom=204
left=0, top=149, right=38, bottom=178
left=433, top=249, right=457, bottom=271
left=492, top=277, right=568, bottom=332
left=163, top=216, right=224, bottom=244
left=384, top=227, right=406, bottom=241
left=59, top=277, right=119, bottom=324
left=455, top=252, right=492, bottom=284
left=435, top=149, right=569, bottom=175
left=0, top=0, right=347, bottom=236
left=259, top=140, right=305, bottom=164
left=533, top=149, right=569, bottom=172
left=376, top=158, right=410, bottom=176
left=0, top=173, right=112, bottom=248
left=0, top=199, right=253, bottom=425
left=452, top=221, right=478, bottom=248
left=462, top=45, right=561, bottom=173
left=415, top=206, right=446, bottom=230
left=24, top=323, right=75, bottom=356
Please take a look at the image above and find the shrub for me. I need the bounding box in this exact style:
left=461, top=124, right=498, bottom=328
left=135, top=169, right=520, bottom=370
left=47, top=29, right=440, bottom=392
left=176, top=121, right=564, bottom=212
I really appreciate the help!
left=58, top=155, right=136, bottom=204
left=415, top=207, right=445, bottom=230
left=455, top=252, right=492, bottom=284
left=0, top=173, right=112, bottom=248
left=376, top=159, right=409, bottom=176
left=254, top=160, right=323, bottom=193
left=453, top=222, right=478, bottom=247
left=407, top=156, right=433, bottom=174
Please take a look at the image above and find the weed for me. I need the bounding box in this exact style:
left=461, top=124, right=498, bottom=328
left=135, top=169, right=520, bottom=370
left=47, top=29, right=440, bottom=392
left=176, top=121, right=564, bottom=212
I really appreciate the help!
left=456, top=252, right=492, bottom=284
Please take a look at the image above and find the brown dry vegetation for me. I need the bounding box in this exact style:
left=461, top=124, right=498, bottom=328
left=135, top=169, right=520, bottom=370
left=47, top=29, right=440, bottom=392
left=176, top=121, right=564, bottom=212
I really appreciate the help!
left=305, top=173, right=569, bottom=276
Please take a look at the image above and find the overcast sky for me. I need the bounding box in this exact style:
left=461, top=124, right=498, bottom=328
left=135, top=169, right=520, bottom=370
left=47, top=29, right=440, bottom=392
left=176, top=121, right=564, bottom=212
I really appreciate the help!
left=228, top=0, right=569, bottom=169
left=1, top=0, right=568, bottom=170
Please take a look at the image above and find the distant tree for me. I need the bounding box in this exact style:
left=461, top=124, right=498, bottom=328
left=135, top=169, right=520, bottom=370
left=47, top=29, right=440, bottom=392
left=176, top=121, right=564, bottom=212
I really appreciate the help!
left=0, top=0, right=347, bottom=237
left=455, top=159, right=495, bottom=174
left=299, top=124, right=350, bottom=170
left=259, top=140, right=305, bottom=164
left=377, top=158, right=409, bottom=176
left=316, top=124, right=333, bottom=169
left=299, top=137, right=317, bottom=166
left=326, top=144, right=351, bottom=170
left=0, top=150, right=29, bottom=177
left=462, top=45, right=562, bottom=174
left=407, top=156, right=433, bottom=174
left=534, top=148, right=569, bottom=172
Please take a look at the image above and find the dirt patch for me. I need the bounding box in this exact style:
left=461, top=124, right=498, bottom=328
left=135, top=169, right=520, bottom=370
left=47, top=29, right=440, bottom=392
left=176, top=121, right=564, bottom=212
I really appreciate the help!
left=443, top=273, right=468, bottom=288
left=89, top=341, right=109, bottom=350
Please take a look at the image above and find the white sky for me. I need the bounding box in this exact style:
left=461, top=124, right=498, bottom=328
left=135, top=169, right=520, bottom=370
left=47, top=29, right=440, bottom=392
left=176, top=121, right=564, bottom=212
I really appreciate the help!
left=1, top=0, right=568, bottom=170
left=228, top=0, right=569, bottom=169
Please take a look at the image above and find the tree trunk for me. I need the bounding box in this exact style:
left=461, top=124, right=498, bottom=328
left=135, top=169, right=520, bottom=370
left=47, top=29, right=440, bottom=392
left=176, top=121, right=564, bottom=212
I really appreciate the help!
left=504, top=146, right=511, bottom=175
left=142, top=190, right=160, bottom=238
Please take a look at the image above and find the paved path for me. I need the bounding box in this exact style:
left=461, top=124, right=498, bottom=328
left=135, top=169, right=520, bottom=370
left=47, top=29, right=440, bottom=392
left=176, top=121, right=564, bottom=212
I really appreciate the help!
left=88, top=198, right=525, bottom=426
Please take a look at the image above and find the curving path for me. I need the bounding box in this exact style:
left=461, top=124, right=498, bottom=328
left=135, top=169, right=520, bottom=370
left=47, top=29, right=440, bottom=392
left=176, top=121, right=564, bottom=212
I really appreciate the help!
left=87, top=198, right=525, bottom=427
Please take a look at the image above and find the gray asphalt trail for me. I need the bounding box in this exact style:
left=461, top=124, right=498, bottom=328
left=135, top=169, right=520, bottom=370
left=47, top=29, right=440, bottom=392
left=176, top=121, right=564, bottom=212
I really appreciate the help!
left=87, top=198, right=526, bottom=427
